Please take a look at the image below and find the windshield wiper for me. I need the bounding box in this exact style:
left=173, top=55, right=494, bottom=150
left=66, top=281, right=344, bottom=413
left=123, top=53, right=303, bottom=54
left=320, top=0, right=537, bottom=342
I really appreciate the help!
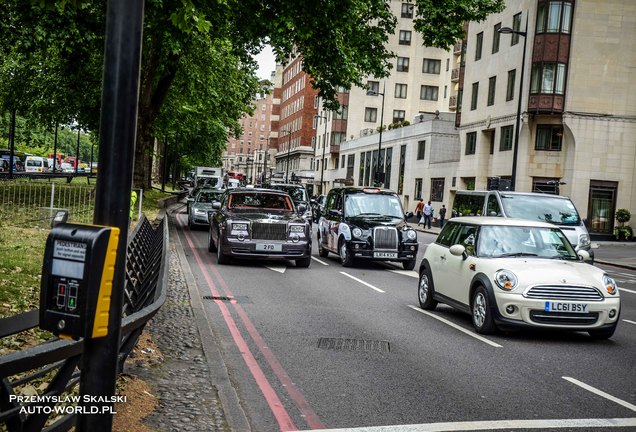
left=498, top=252, right=539, bottom=257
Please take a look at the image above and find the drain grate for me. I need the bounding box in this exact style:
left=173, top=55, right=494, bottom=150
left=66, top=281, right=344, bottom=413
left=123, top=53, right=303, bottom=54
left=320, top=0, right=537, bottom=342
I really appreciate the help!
left=203, top=295, right=251, bottom=304
left=317, top=338, right=390, bottom=352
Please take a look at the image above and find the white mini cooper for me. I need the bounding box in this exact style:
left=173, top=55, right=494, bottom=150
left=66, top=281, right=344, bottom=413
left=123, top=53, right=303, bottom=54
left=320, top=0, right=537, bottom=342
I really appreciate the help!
left=418, top=217, right=620, bottom=339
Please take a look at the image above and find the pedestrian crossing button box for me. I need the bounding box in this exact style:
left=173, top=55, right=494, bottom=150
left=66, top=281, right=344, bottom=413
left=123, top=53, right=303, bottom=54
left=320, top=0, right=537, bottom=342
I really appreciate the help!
left=39, top=223, right=120, bottom=339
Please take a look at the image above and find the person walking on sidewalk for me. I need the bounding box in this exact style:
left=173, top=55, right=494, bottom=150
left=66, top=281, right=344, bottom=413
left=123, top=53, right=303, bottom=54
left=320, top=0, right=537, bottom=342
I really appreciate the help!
left=414, top=199, right=424, bottom=225
left=438, top=204, right=447, bottom=228
left=422, top=201, right=434, bottom=229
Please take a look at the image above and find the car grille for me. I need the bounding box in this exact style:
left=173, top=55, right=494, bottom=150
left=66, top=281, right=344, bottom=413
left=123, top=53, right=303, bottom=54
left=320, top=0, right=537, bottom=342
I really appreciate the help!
left=524, top=285, right=604, bottom=302
left=529, top=310, right=599, bottom=326
left=251, top=222, right=287, bottom=240
left=373, top=227, right=398, bottom=250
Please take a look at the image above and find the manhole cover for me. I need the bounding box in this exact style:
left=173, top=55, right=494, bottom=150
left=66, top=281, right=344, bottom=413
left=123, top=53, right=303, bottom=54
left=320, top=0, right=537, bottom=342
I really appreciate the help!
left=317, top=338, right=390, bottom=352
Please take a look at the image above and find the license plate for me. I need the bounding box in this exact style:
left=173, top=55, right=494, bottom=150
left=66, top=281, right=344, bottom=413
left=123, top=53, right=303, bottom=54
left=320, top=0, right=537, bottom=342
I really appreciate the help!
left=545, top=301, right=588, bottom=313
left=374, top=252, right=398, bottom=259
left=256, top=243, right=282, bottom=252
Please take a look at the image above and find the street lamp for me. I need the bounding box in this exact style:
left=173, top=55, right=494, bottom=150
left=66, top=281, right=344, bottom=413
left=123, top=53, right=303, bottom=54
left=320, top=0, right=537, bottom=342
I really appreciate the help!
left=314, top=113, right=329, bottom=195
left=498, top=14, right=528, bottom=191
left=281, top=128, right=291, bottom=183
left=366, top=83, right=386, bottom=186
left=263, top=137, right=272, bottom=184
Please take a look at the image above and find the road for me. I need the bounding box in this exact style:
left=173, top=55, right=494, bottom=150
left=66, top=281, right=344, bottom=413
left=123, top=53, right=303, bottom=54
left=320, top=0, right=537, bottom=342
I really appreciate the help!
left=171, top=206, right=636, bottom=432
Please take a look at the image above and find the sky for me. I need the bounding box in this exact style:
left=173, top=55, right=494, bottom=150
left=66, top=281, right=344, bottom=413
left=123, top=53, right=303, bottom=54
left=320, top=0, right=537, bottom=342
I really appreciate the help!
left=253, top=45, right=276, bottom=81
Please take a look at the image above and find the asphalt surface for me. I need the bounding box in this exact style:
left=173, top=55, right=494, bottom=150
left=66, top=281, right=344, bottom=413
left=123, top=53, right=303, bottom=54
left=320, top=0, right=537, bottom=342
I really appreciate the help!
left=161, top=203, right=636, bottom=431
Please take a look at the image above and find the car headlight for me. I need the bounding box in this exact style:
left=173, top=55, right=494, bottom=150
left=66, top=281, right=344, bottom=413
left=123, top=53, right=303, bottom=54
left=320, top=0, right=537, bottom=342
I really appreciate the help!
left=405, top=229, right=417, bottom=241
left=603, top=274, right=618, bottom=295
left=494, top=269, right=518, bottom=291
left=578, top=234, right=591, bottom=247
left=231, top=223, right=248, bottom=232
left=352, top=227, right=363, bottom=238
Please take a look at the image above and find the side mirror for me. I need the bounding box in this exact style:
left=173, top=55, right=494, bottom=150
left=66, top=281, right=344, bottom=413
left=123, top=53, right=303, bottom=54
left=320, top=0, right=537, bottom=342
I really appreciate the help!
left=310, top=199, right=316, bottom=205
left=297, top=203, right=307, bottom=213
left=212, top=202, right=221, bottom=210
left=577, top=250, right=591, bottom=261
left=449, top=244, right=468, bottom=260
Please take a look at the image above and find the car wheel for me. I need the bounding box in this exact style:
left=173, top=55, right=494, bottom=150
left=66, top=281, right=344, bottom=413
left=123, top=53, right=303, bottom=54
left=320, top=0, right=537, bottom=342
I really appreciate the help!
left=208, top=228, right=217, bottom=252
left=339, top=238, right=354, bottom=267
left=418, top=267, right=438, bottom=310
left=471, top=286, right=497, bottom=335
left=216, top=230, right=229, bottom=264
left=318, top=234, right=329, bottom=258
left=403, top=259, right=416, bottom=271
left=296, top=256, right=311, bottom=268
left=588, top=322, right=617, bottom=339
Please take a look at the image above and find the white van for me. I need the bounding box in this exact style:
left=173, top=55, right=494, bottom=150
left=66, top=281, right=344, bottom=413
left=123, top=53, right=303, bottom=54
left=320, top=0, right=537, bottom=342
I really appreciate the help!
left=25, top=156, right=50, bottom=173
left=451, top=190, right=594, bottom=261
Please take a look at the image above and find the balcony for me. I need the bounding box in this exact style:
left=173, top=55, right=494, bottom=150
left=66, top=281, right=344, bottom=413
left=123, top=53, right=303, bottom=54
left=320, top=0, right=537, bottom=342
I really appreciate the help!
left=451, top=68, right=460, bottom=82
left=449, top=95, right=457, bottom=109
left=330, top=144, right=340, bottom=154
left=453, top=41, right=463, bottom=54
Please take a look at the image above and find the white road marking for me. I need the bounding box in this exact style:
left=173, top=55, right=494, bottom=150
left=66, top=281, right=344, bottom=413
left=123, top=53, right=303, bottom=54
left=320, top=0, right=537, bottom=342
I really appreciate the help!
left=618, top=287, right=636, bottom=295
left=623, top=319, right=636, bottom=325
left=312, top=417, right=636, bottom=431
left=388, top=269, right=419, bottom=278
left=263, top=265, right=286, bottom=274
left=407, top=305, right=502, bottom=348
left=563, top=377, right=636, bottom=412
left=340, top=272, right=385, bottom=293
left=311, top=256, right=329, bottom=266
left=608, top=271, right=636, bottom=278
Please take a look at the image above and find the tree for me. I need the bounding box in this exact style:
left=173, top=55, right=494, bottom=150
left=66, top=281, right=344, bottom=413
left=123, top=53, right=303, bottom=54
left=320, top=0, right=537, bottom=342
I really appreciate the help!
left=0, top=0, right=504, bottom=188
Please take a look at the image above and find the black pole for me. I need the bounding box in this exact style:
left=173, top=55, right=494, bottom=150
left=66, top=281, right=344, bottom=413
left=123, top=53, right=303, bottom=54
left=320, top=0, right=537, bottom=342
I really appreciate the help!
left=8, top=108, right=16, bottom=179
left=161, top=136, right=168, bottom=192
left=376, top=84, right=385, bottom=186
left=80, top=1, right=144, bottom=431
left=53, top=123, right=58, bottom=173
left=285, top=130, right=291, bottom=183
left=263, top=137, right=270, bottom=183
left=510, top=15, right=528, bottom=191
left=75, top=128, right=81, bottom=174
left=172, top=135, right=178, bottom=190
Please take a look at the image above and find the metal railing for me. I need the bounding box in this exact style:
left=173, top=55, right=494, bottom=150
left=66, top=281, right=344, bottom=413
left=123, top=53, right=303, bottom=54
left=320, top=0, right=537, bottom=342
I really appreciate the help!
left=0, top=214, right=168, bottom=431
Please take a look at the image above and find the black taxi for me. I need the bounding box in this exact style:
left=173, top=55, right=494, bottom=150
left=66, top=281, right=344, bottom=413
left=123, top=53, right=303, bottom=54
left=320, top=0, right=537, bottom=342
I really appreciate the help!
left=317, top=187, right=418, bottom=269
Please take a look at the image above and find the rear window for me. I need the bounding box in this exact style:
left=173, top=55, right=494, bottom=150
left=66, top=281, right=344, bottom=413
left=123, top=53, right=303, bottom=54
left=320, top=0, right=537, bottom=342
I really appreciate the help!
left=500, top=194, right=581, bottom=226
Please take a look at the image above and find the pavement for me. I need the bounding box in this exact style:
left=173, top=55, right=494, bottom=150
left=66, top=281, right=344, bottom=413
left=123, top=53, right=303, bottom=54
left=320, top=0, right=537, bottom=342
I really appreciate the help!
left=410, top=223, right=636, bottom=270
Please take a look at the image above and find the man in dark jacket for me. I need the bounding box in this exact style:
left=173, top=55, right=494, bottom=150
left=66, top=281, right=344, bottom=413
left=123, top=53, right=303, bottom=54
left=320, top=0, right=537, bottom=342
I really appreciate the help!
left=439, top=205, right=447, bottom=228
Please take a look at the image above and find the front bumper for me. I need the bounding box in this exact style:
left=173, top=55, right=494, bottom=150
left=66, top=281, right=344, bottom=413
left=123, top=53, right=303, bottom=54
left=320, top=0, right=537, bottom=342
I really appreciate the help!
left=220, top=237, right=311, bottom=260
left=492, top=292, right=620, bottom=330
left=191, top=212, right=211, bottom=225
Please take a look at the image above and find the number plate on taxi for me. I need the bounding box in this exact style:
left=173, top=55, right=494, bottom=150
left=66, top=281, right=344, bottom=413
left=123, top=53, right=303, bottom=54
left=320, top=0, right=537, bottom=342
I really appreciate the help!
left=544, top=302, right=588, bottom=313
left=374, top=252, right=398, bottom=259
left=256, top=243, right=282, bottom=252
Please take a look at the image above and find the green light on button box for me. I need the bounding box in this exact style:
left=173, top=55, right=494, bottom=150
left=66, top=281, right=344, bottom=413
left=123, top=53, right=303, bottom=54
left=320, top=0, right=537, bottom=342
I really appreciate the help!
left=68, top=297, right=76, bottom=309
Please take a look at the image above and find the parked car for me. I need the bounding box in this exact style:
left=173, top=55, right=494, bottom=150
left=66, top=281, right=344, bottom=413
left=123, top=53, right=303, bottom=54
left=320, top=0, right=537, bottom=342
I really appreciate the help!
left=0, top=159, right=8, bottom=172
left=60, top=162, right=74, bottom=173
left=317, top=187, right=418, bottom=269
left=208, top=188, right=312, bottom=267
left=417, top=217, right=620, bottom=338
left=25, top=156, right=50, bottom=173
left=266, top=183, right=312, bottom=225
left=188, top=188, right=225, bottom=228
left=310, top=194, right=326, bottom=222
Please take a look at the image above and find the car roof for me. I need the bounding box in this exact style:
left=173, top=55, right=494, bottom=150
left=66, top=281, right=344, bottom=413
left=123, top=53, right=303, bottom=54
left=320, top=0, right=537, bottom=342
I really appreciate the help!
left=333, top=186, right=397, bottom=195
left=230, top=187, right=289, bottom=194
left=450, top=216, right=562, bottom=228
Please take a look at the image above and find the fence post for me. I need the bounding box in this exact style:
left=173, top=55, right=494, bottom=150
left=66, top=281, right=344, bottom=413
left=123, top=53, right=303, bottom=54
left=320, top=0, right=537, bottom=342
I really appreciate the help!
left=49, top=183, right=56, bottom=222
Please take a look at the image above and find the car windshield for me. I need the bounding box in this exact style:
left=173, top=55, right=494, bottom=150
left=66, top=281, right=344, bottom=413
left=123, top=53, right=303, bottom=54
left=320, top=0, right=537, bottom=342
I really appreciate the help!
left=229, top=192, right=293, bottom=211
left=269, top=185, right=308, bottom=202
left=196, top=190, right=223, bottom=203
left=500, top=194, right=581, bottom=226
left=477, top=225, right=577, bottom=259
left=344, top=193, right=404, bottom=218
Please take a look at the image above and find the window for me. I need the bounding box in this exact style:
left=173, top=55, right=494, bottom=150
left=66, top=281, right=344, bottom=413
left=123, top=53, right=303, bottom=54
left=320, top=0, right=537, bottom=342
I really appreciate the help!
left=367, top=80, right=380, bottom=94
left=334, top=105, right=348, bottom=120
left=536, top=125, right=563, bottom=151
left=346, top=154, right=355, bottom=180
left=444, top=85, right=447, bottom=99
left=401, top=2, right=414, bottom=18
left=395, top=83, right=408, bottom=99
left=399, top=30, right=412, bottom=45
left=500, top=125, right=514, bottom=151
left=365, top=107, right=378, bottom=122
left=471, top=82, right=479, bottom=110
left=417, top=140, right=426, bottom=160
left=489, top=131, right=495, bottom=154
left=414, top=178, right=423, bottom=200
left=531, top=63, right=566, bottom=94
left=422, top=58, right=441, bottom=74
left=420, top=85, right=438, bottom=101
left=341, top=155, right=346, bottom=168
left=446, top=58, right=450, bottom=71
left=487, top=76, right=496, bottom=106
left=393, top=110, right=405, bottom=123
left=512, top=13, right=522, bottom=45
left=493, top=23, right=501, bottom=53
left=536, top=1, right=573, bottom=34
left=331, top=132, right=346, bottom=146
left=431, top=178, right=445, bottom=202
left=397, top=57, right=410, bottom=72
left=475, top=32, right=483, bottom=60
left=398, top=145, right=406, bottom=194
left=465, top=132, right=477, bottom=155
left=506, top=69, right=516, bottom=101
left=437, top=222, right=461, bottom=247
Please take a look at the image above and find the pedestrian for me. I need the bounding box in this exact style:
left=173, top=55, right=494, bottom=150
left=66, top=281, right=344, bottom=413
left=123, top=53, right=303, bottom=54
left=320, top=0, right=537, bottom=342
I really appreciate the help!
left=439, top=204, right=447, bottom=228
left=414, top=199, right=424, bottom=226
left=422, top=201, right=433, bottom=229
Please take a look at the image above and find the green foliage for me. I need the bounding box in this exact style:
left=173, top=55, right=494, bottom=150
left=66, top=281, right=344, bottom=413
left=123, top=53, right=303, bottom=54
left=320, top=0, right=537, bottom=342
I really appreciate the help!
left=615, top=208, right=631, bottom=225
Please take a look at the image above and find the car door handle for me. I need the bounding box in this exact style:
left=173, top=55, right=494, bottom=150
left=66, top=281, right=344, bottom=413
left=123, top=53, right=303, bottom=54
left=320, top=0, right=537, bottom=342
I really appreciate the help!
left=440, top=255, right=446, bottom=260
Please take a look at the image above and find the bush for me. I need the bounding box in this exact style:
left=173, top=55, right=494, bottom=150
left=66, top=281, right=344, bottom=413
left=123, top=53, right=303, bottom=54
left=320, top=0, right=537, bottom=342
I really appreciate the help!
left=615, top=208, right=631, bottom=224
left=614, top=208, right=632, bottom=240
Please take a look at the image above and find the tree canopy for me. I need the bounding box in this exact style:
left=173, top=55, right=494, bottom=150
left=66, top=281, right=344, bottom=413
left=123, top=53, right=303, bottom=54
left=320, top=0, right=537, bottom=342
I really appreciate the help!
left=0, top=0, right=504, bottom=187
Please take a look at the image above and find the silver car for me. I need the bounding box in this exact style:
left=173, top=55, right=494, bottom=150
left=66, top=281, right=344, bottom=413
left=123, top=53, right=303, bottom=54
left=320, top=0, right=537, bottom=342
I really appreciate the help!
left=188, top=189, right=224, bottom=228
